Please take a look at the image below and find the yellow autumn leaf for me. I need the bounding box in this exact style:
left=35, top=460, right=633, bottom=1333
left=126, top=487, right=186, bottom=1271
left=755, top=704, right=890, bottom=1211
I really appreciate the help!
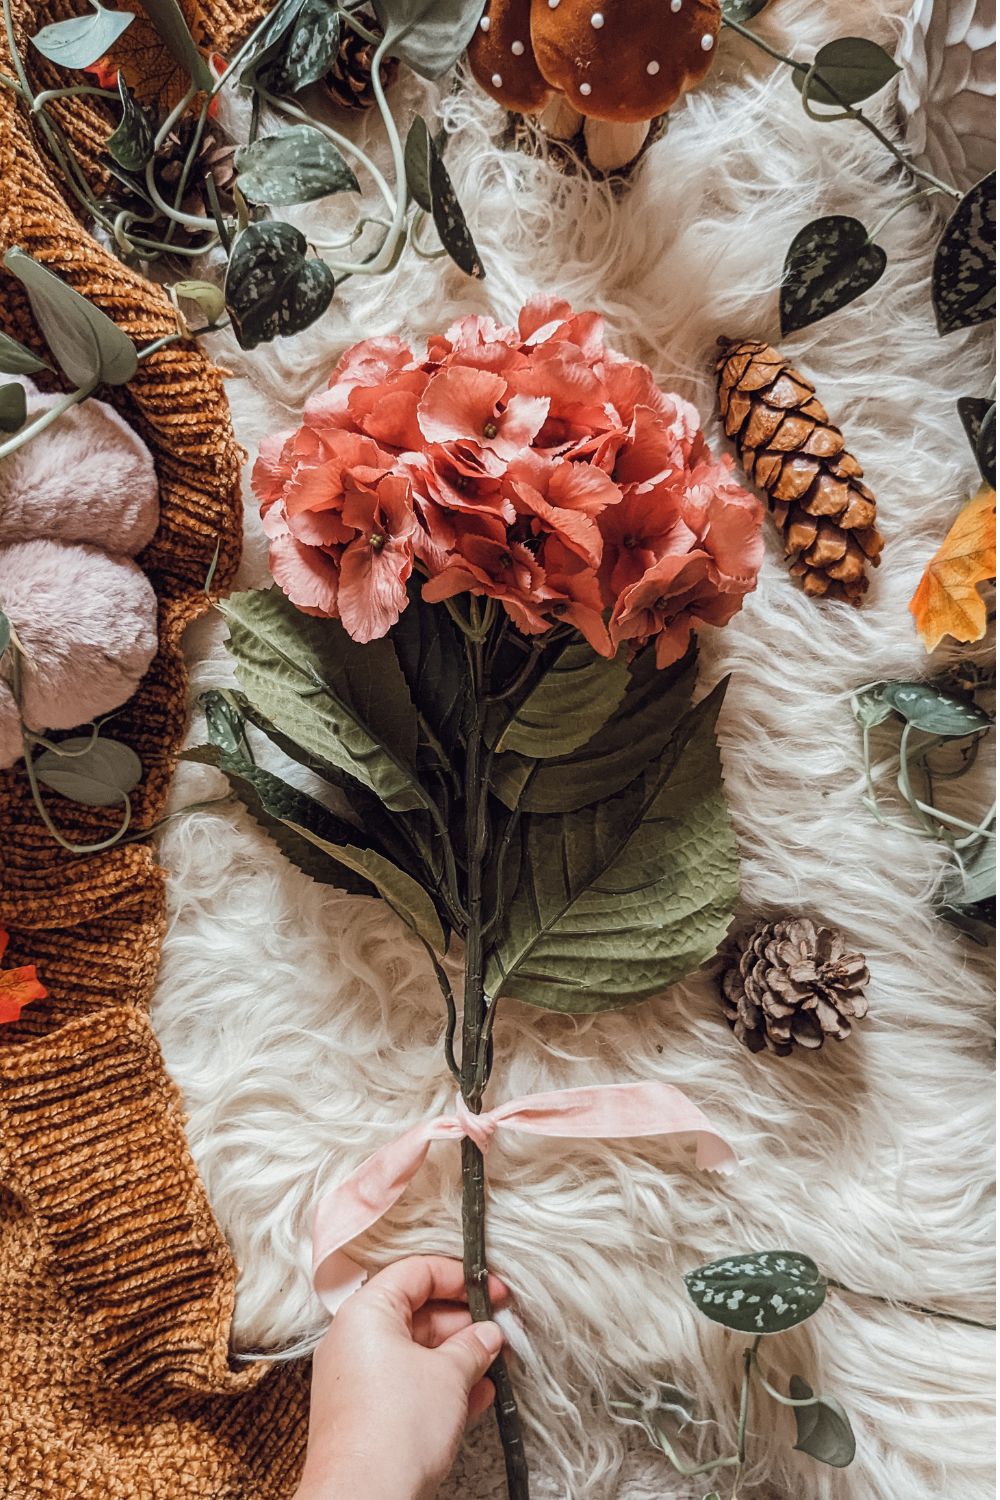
left=909, top=485, right=996, bottom=651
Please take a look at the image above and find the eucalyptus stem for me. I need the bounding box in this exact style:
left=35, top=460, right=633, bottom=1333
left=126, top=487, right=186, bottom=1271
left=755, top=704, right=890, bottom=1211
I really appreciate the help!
left=0, top=382, right=95, bottom=461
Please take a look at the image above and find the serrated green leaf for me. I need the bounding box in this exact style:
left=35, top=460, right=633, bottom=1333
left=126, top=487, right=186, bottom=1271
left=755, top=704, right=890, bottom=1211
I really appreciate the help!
left=235, top=126, right=359, bottom=205
left=219, top=586, right=426, bottom=813
left=881, top=680, right=992, bottom=735
left=485, top=681, right=738, bottom=1012
left=262, top=0, right=342, bottom=93
left=106, top=75, right=155, bottom=172
left=933, top=173, right=996, bottom=335
left=800, top=37, right=900, bottom=108
left=789, top=1377, right=856, bottom=1467
left=684, top=1252, right=827, bottom=1335
left=224, top=221, right=335, bottom=350
left=373, top=0, right=484, bottom=80
left=389, top=579, right=469, bottom=756
left=780, top=216, right=886, bottom=335
left=0, top=330, right=50, bottom=376
left=135, top=0, right=213, bottom=91
left=31, top=0, right=133, bottom=68
left=850, top=681, right=893, bottom=729
left=404, top=116, right=483, bottom=278
left=494, top=643, right=630, bottom=758
left=34, top=737, right=142, bottom=806
left=0, top=383, right=26, bottom=433
left=3, top=247, right=137, bottom=387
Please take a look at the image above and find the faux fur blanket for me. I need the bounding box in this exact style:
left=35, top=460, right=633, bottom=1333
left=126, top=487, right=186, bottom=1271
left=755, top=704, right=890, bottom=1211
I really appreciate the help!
left=153, top=2, right=996, bottom=1495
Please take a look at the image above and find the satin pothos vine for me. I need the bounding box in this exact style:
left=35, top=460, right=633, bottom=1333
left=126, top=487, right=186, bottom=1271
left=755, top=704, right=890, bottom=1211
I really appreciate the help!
left=188, top=299, right=764, bottom=1497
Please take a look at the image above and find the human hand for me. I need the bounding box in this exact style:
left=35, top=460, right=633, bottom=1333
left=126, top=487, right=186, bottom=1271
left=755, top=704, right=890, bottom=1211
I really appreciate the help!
left=293, top=1255, right=509, bottom=1500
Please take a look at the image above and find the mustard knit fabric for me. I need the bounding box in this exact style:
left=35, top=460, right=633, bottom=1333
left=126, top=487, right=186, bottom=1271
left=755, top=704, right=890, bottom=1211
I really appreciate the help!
left=0, top=4, right=311, bottom=1495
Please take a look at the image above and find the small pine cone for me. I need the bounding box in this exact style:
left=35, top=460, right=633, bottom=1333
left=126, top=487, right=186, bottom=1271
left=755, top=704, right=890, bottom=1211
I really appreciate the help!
left=324, top=22, right=398, bottom=110
left=716, top=338, right=884, bottom=606
left=719, top=917, right=870, bottom=1057
left=155, top=120, right=238, bottom=222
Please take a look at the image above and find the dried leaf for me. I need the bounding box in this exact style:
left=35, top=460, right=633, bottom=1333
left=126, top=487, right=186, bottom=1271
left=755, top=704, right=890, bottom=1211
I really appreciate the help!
left=95, top=0, right=212, bottom=113
left=0, top=928, right=47, bottom=1025
left=909, top=486, right=997, bottom=651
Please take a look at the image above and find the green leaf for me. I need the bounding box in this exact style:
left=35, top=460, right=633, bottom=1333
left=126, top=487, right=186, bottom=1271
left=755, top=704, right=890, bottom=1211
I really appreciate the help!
left=239, top=0, right=306, bottom=88
left=881, top=680, right=992, bottom=736
left=31, top=0, right=133, bottom=68
left=224, top=221, right=335, bottom=350
left=780, top=216, right=886, bottom=335
left=106, top=75, right=155, bottom=173
left=262, top=0, right=342, bottom=93
left=0, top=382, right=26, bottom=433
left=0, top=611, right=11, bottom=662
left=799, top=37, right=900, bottom=108
left=0, top=330, right=50, bottom=376
left=936, top=894, right=996, bottom=945
left=373, top=0, right=484, bottom=79
left=485, top=681, right=739, bottom=1012
left=933, top=173, right=996, bottom=335
left=34, top=737, right=142, bottom=806
left=201, top=687, right=257, bottom=761
left=683, top=1251, right=828, bottom=1335
left=172, top=278, right=226, bottom=324
left=850, top=681, right=893, bottom=729
left=3, top=247, right=138, bottom=387
left=235, top=126, right=359, bottom=205
left=789, top=1377, right=857, bottom=1467
left=493, top=643, right=630, bottom=758
left=135, top=0, right=214, bottom=91
left=720, top=0, right=770, bottom=17
left=957, top=397, right=996, bottom=489
left=936, top=833, right=996, bottom=910
left=403, top=117, right=483, bottom=278
left=389, top=580, right=469, bottom=755
left=219, top=586, right=426, bottom=813
left=491, top=646, right=697, bottom=813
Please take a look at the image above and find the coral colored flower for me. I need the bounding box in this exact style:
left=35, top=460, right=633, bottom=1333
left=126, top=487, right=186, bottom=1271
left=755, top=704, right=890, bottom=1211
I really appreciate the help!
left=0, top=929, right=46, bottom=1025
left=337, top=475, right=417, bottom=642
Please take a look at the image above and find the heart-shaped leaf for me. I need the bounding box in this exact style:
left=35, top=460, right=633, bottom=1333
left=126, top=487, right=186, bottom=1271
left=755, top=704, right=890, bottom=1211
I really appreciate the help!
left=881, top=680, right=992, bottom=736
left=172, top=278, right=226, bottom=324
left=684, top=1251, right=827, bottom=1334
left=0, top=383, right=27, bottom=433
left=850, top=682, right=893, bottom=729
left=789, top=1377, right=857, bottom=1467
left=224, top=222, right=335, bottom=350
left=262, top=0, right=342, bottom=93
left=3, top=247, right=137, bottom=387
left=34, top=737, right=142, bottom=806
left=235, top=126, right=359, bottom=205
left=404, top=116, right=484, bottom=278
left=106, top=74, right=155, bottom=172
left=0, top=330, right=50, bottom=376
left=239, top=0, right=306, bottom=88
left=933, top=173, right=996, bottom=335
left=780, top=216, right=886, bottom=335
left=31, top=0, right=133, bottom=68
left=134, top=0, right=213, bottom=91
left=373, top=0, right=484, bottom=80
left=957, top=397, right=996, bottom=488
left=800, top=37, right=900, bottom=108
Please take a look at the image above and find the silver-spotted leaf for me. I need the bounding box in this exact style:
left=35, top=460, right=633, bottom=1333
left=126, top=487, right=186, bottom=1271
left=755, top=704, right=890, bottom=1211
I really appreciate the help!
left=957, top=397, right=996, bottom=489
left=34, top=737, right=142, bottom=806
left=684, top=1251, right=827, bottom=1334
left=106, top=75, right=155, bottom=172
left=0, top=330, right=50, bottom=376
left=881, top=680, right=992, bottom=735
left=494, top=643, right=630, bottom=758
left=932, top=172, right=996, bottom=335
left=780, top=216, right=886, bottom=335
left=235, top=126, right=359, bottom=205
left=239, top=0, right=305, bottom=87
left=224, top=222, right=335, bottom=350
left=404, top=116, right=483, bottom=278
left=373, top=0, right=484, bottom=80
left=31, top=0, right=133, bottom=68
left=0, top=383, right=26, bottom=433
left=800, top=37, right=900, bottom=108
left=3, top=248, right=137, bottom=387
left=850, top=682, right=893, bottom=729
left=789, top=1377, right=857, bottom=1467
left=263, top=0, right=342, bottom=92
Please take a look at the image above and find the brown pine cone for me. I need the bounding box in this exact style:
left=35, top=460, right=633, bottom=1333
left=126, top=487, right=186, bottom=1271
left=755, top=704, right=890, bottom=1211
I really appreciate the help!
left=716, top=338, right=884, bottom=606
left=155, top=120, right=238, bottom=221
left=720, top=917, right=870, bottom=1057
left=324, top=22, right=398, bottom=111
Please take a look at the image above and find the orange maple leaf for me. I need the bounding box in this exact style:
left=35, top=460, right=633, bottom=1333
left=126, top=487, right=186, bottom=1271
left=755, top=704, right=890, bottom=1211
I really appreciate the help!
left=909, top=486, right=997, bottom=652
left=0, top=928, right=47, bottom=1025
left=93, top=0, right=211, bottom=115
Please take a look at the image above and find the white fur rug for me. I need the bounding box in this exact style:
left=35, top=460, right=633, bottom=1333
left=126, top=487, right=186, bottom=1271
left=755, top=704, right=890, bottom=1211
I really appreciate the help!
left=152, top=2, right=996, bottom=1496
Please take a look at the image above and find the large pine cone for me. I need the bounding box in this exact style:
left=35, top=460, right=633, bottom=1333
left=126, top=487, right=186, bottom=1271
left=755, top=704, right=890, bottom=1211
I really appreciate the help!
left=716, top=338, right=884, bottom=606
left=720, top=917, right=870, bottom=1056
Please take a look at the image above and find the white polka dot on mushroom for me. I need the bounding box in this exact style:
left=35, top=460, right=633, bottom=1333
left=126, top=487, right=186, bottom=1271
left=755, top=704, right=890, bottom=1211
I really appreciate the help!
left=479, top=14, right=489, bottom=28
left=701, top=32, right=714, bottom=48
left=492, top=72, right=502, bottom=86
left=670, top=0, right=681, bottom=10
left=511, top=38, right=524, bottom=53
left=590, top=11, right=604, bottom=26
left=646, top=59, right=660, bottom=74
left=579, top=81, right=591, bottom=95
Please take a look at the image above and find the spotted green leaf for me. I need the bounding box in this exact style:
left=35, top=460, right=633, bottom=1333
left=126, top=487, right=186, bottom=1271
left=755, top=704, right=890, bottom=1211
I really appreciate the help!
left=34, top=737, right=142, bottom=807
left=404, top=116, right=483, bottom=278
left=933, top=173, right=996, bottom=335
left=31, top=0, right=133, bottom=68
left=235, top=126, right=359, bottom=205
left=850, top=681, right=893, bottom=729
left=106, top=75, right=155, bottom=172
left=780, top=215, right=886, bottom=335
left=262, top=0, right=342, bottom=93
left=224, top=222, right=335, bottom=350
left=789, top=1377, right=857, bottom=1467
left=683, top=1251, right=828, bottom=1334
left=881, top=680, right=992, bottom=736
left=957, top=397, right=996, bottom=489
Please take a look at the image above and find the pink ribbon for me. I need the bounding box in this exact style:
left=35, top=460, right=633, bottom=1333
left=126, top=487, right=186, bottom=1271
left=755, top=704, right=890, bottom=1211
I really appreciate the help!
left=313, top=1081, right=737, bottom=1312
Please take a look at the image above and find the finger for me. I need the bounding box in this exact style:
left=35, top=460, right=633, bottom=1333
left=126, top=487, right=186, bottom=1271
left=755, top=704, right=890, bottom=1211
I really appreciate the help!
left=436, top=1320, right=505, bottom=1391
left=411, top=1303, right=473, bottom=1349
left=362, top=1256, right=509, bottom=1323
left=467, top=1377, right=496, bottom=1424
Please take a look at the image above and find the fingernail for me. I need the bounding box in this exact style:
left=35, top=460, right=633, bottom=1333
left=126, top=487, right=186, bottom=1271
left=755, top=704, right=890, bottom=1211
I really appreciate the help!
left=475, top=1321, right=504, bottom=1358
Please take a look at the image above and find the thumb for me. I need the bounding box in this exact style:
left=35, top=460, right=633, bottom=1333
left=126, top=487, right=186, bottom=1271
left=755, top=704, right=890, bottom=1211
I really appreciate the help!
left=437, top=1319, right=504, bottom=1390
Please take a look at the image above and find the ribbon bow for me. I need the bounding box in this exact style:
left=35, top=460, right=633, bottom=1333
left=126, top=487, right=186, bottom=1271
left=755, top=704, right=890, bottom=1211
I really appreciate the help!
left=313, top=1080, right=737, bottom=1312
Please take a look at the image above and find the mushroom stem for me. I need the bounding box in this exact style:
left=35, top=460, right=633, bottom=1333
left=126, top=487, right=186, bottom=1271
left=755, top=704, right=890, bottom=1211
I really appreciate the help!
left=583, top=117, right=651, bottom=171
left=537, top=92, right=583, bottom=139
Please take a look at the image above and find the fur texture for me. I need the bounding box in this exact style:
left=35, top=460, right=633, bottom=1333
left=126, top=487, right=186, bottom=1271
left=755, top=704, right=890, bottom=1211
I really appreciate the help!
left=153, top=3, right=995, bottom=1496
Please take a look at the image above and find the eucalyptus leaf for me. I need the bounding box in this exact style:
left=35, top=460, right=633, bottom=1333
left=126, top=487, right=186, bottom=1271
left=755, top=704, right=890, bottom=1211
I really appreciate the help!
left=0, top=330, right=50, bottom=376
left=34, top=737, right=142, bottom=807
left=789, top=1377, right=857, bottom=1467
left=235, top=126, right=359, bottom=205
left=851, top=682, right=893, bottom=729
left=172, top=278, right=226, bottom=324
left=800, top=37, right=900, bottom=108
left=31, top=0, right=133, bottom=68
left=932, top=173, right=996, bottom=335
left=957, top=397, right=996, bottom=488
left=373, top=0, right=484, bottom=81
left=0, top=611, right=11, bottom=662
left=720, top=0, right=770, bottom=18
left=683, top=1251, right=827, bottom=1335
left=224, top=222, right=335, bottom=350
left=263, top=0, right=342, bottom=93
left=881, top=680, right=992, bottom=736
left=3, top=247, right=138, bottom=387
left=135, top=0, right=214, bottom=91
left=780, top=216, right=886, bottom=335
left=485, top=681, right=738, bottom=1012
left=219, top=586, right=426, bottom=813
left=0, top=383, right=27, bottom=433
left=494, top=643, right=630, bottom=758
left=404, top=117, right=483, bottom=278
left=106, top=76, right=155, bottom=173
